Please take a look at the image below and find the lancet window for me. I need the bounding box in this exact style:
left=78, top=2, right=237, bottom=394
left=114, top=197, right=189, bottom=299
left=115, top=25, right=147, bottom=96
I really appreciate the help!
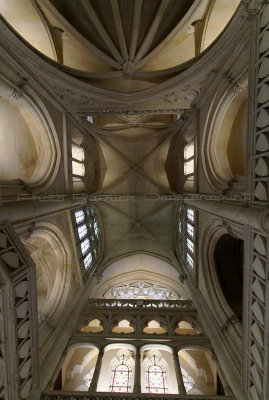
left=178, top=205, right=196, bottom=271
left=72, top=142, right=86, bottom=192
left=109, top=355, right=132, bottom=393
left=145, top=355, right=168, bottom=394
left=183, top=140, right=195, bottom=191
left=72, top=206, right=101, bottom=277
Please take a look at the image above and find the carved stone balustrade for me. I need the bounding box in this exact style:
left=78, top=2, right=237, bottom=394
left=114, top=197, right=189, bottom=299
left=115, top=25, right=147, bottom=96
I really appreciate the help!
left=41, top=391, right=234, bottom=400
left=86, top=298, right=194, bottom=310
left=72, top=298, right=206, bottom=346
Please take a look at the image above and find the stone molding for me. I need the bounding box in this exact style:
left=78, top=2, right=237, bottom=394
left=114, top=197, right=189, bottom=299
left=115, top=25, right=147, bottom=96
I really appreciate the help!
left=0, top=223, right=40, bottom=399
left=41, top=392, right=234, bottom=400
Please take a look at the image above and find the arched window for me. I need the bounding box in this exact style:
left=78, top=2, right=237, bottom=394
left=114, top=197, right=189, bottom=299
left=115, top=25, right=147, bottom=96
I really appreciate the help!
left=72, top=206, right=101, bottom=278
left=109, top=355, right=132, bottom=393
left=184, top=140, right=195, bottom=191
left=178, top=205, right=196, bottom=271
left=145, top=355, right=168, bottom=394
left=72, top=142, right=85, bottom=192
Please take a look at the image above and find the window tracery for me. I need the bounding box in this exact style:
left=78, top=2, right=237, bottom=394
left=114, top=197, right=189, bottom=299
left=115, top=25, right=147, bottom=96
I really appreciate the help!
left=103, top=281, right=180, bottom=300
left=73, top=206, right=101, bottom=278
left=109, top=355, right=132, bottom=393
left=145, top=355, right=168, bottom=394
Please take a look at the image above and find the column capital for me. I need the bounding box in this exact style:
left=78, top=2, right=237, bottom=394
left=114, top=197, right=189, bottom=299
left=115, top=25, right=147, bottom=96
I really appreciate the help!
left=172, top=347, right=179, bottom=357
left=98, top=344, right=105, bottom=354
left=242, top=0, right=265, bottom=15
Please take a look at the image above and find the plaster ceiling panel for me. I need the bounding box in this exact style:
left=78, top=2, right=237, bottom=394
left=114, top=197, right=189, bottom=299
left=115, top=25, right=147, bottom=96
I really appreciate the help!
left=147, top=0, right=196, bottom=54
left=142, top=140, right=171, bottom=190
left=46, top=0, right=198, bottom=75
left=107, top=170, right=160, bottom=195
left=40, top=1, right=113, bottom=71
left=99, top=143, right=130, bottom=190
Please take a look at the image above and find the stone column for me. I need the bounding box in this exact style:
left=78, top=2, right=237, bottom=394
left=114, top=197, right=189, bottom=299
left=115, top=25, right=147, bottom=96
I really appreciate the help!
left=89, top=346, right=105, bottom=393
left=47, top=347, right=68, bottom=390
left=134, top=346, right=141, bottom=393
left=211, top=350, right=233, bottom=396
left=173, top=348, right=186, bottom=395
left=0, top=197, right=85, bottom=224
left=185, top=199, right=269, bottom=234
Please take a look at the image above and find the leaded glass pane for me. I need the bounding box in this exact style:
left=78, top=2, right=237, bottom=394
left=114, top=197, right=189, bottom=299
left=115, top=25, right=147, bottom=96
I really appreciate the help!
left=72, top=144, right=84, bottom=162
left=184, top=141, right=194, bottom=160
left=184, top=159, right=194, bottom=175
left=81, top=238, right=90, bottom=255
left=75, top=210, right=85, bottom=224
left=187, top=223, right=194, bottom=237
left=78, top=224, right=87, bottom=239
left=183, top=377, right=193, bottom=392
left=72, top=160, right=85, bottom=176
left=109, top=355, right=132, bottom=393
left=84, top=252, right=92, bottom=269
left=187, top=238, right=194, bottom=253
left=187, top=253, right=194, bottom=268
left=145, top=355, right=168, bottom=394
left=187, top=208, right=194, bottom=222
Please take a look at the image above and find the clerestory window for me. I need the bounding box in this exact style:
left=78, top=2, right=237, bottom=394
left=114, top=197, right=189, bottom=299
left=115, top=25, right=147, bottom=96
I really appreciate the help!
left=178, top=205, right=196, bottom=271
left=72, top=206, right=101, bottom=278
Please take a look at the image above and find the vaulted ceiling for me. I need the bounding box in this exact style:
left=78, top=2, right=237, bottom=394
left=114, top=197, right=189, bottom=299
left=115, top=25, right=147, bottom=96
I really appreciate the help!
left=0, top=0, right=243, bottom=268
left=48, top=0, right=195, bottom=71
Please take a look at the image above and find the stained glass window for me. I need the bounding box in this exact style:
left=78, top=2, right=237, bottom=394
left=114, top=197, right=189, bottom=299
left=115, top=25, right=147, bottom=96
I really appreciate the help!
left=72, top=206, right=101, bottom=278
left=187, top=208, right=194, bottom=222
left=103, top=281, right=179, bottom=300
left=109, top=355, right=132, bottom=393
left=75, top=210, right=85, bottom=224
left=145, top=355, right=168, bottom=394
left=83, top=378, right=92, bottom=388
left=178, top=206, right=196, bottom=272
left=183, top=376, right=193, bottom=392
left=78, top=224, right=87, bottom=239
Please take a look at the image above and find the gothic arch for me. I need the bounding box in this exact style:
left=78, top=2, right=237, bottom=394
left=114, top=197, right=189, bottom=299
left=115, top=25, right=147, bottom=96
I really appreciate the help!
left=200, top=219, right=243, bottom=338
left=0, top=0, right=56, bottom=60
left=200, top=0, right=241, bottom=52
left=178, top=347, right=217, bottom=395
left=93, top=253, right=188, bottom=300
left=62, top=343, right=99, bottom=391
left=21, top=221, right=72, bottom=323
left=140, top=315, right=168, bottom=335
left=171, top=315, right=202, bottom=336
left=79, top=313, right=107, bottom=334
left=110, top=315, right=137, bottom=335
left=202, top=79, right=248, bottom=192
left=0, top=78, right=60, bottom=192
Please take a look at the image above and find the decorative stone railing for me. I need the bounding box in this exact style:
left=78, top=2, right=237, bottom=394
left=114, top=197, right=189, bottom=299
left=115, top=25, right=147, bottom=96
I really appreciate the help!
left=86, top=299, right=194, bottom=310
left=41, top=392, right=234, bottom=400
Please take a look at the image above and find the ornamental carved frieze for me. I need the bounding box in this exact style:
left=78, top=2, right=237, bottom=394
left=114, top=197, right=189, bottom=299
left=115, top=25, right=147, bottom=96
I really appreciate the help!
left=224, top=71, right=244, bottom=93
left=79, top=109, right=185, bottom=118
left=53, top=86, right=95, bottom=107
left=12, top=77, right=27, bottom=99
left=181, top=85, right=200, bottom=102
